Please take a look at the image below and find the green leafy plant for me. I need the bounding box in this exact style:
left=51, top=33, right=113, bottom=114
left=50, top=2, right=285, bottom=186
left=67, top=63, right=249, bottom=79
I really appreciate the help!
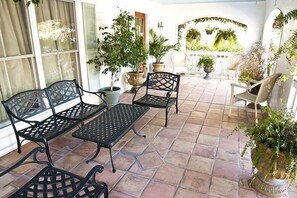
left=213, top=28, right=237, bottom=48
left=186, top=29, right=201, bottom=42
left=273, top=9, right=297, bottom=69
left=128, top=35, right=148, bottom=73
left=87, top=9, right=135, bottom=90
left=236, top=107, right=297, bottom=180
left=197, top=55, right=215, bottom=71
left=205, top=25, right=217, bottom=34
left=149, top=29, right=176, bottom=64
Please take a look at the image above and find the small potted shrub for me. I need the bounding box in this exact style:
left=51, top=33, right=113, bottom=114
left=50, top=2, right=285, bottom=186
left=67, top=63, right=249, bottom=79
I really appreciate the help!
left=236, top=107, right=297, bottom=197
left=197, top=55, right=215, bottom=80
left=149, top=29, right=176, bottom=72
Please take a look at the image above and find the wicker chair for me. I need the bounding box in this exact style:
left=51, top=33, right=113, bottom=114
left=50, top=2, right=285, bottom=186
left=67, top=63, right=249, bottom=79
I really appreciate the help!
left=228, top=73, right=282, bottom=123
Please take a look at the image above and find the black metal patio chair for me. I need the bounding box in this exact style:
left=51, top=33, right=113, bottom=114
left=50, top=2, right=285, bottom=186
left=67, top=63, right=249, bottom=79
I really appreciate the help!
left=0, top=147, right=108, bottom=197
left=132, top=72, right=181, bottom=127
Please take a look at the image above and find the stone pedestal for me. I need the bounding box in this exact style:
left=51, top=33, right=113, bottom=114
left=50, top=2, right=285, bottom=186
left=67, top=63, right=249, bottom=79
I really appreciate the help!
left=250, top=172, right=288, bottom=197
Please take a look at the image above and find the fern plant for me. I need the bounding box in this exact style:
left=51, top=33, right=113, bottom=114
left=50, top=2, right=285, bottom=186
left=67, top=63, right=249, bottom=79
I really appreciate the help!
left=236, top=107, right=297, bottom=180
left=213, top=28, right=237, bottom=47
left=273, top=9, right=297, bottom=72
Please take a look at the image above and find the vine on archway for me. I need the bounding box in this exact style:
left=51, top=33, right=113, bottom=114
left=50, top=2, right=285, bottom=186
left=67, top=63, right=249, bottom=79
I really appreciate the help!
left=177, top=17, right=247, bottom=52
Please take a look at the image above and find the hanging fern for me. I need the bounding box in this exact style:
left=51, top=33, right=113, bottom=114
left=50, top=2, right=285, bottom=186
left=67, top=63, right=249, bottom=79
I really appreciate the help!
left=213, top=28, right=237, bottom=47
left=273, top=9, right=297, bottom=68
left=186, top=29, right=201, bottom=42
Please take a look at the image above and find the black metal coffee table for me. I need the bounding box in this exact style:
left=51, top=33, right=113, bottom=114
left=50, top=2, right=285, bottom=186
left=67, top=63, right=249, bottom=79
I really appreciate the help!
left=72, top=103, right=149, bottom=173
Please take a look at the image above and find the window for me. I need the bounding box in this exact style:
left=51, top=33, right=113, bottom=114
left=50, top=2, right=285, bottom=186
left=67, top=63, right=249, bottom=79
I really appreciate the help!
left=36, top=0, right=79, bottom=86
left=0, top=0, right=37, bottom=126
left=82, top=3, right=99, bottom=92
left=0, top=0, right=80, bottom=127
left=135, top=12, right=146, bottom=44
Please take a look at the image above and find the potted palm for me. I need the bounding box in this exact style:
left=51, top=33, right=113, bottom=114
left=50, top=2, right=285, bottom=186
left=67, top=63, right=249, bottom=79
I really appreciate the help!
left=236, top=107, right=297, bottom=197
left=149, top=29, right=176, bottom=72
left=197, top=55, right=215, bottom=80
left=87, top=10, right=133, bottom=107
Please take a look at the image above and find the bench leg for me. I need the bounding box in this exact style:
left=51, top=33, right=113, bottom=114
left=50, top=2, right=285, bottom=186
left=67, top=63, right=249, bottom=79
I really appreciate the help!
left=44, top=141, right=54, bottom=166
left=86, top=143, right=101, bottom=164
left=109, top=148, right=116, bottom=173
left=132, top=126, right=146, bottom=138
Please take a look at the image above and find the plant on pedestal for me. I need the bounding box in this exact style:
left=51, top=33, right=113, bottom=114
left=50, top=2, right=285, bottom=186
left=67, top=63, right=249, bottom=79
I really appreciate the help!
left=196, top=55, right=215, bottom=80
left=236, top=107, right=297, bottom=197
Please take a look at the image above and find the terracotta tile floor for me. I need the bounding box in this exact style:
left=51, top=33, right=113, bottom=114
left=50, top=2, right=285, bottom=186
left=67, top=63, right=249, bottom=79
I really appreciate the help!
left=1, top=76, right=297, bottom=198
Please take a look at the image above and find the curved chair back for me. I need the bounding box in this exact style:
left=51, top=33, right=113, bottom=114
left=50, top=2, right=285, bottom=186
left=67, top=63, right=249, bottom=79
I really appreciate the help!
left=256, top=73, right=282, bottom=103
left=171, top=51, right=189, bottom=74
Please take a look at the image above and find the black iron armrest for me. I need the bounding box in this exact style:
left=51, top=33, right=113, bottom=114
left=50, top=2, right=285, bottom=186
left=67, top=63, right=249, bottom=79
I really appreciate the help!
left=74, top=80, right=107, bottom=104
left=70, top=165, right=107, bottom=197
left=0, top=147, right=50, bottom=177
left=132, top=81, right=147, bottom=103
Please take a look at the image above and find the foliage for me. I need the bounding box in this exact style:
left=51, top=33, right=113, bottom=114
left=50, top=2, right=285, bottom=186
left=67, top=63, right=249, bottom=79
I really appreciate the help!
left=87, top=9, right=143, bottom=90
left=186, top=29, right=201, bottom=42
left=128, top=35, right=148, bottom=72
left=273, top=9, right=297, bottom=76
left=205, top=25, right=218, bottom=34
left=238, top=42, right=267, bottom=82
left=192, top=17, right=247, bottom=29
left=213, top=28, right=237, bottom=48
left=197, top=55, right=215, bottom=71
left=236, top=107, right=297, bottom=180
left=149, top=29, right=177, bottom=63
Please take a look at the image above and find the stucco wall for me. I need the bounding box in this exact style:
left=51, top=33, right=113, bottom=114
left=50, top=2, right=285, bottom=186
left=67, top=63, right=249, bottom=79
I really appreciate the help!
left=264, top=0, right=297, bottom=109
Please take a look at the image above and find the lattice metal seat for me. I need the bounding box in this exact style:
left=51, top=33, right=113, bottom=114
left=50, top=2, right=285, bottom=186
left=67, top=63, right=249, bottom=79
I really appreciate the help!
left=132, top=72, right=180, bottom=127
left=46, top=79, right=108, bottom=123
left=0, top=147, right=108, bottom=198
left=1, top=89, right=80, bottom=165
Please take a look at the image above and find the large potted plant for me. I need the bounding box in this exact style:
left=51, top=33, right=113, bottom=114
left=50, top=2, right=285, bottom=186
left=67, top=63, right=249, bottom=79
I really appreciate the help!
left=149, top=29, right=176, bottom=72
left=237, top=107, right=297, bottom=197
left=197, top=55, right=215, bottom=80
left=87, top=10, right=133, bottom=107
left=127, top=34, right=148, bottom=89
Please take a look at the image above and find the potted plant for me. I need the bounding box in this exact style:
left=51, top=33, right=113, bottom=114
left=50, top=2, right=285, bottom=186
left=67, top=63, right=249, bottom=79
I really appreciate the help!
left=127, top=34, right=148, bottom=89
left=272, top=12, right=284, bottom=29
left=213, top=28, right=237, bottom=47
left=205, top=25, right=217, bottom=35
left=186, top=28, right=201, bottom=41
left=197, top=55, right=215, bottom=80
left=236, top=107, right=297, bottom=197
left=87, top=9, right=133, bottom=107
left=149, top=29, right=176, bottom=72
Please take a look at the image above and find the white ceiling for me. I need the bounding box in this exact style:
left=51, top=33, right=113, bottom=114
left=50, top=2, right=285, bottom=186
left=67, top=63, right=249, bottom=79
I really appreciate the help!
left=150, top=0, right=265, bottom=5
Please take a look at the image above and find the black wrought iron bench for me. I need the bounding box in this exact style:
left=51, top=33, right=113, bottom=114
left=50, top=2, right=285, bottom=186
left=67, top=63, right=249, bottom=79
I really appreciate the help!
left=2, top=89, right=80, bottom=166
left=45, top=79, right=108, bottom=124
left=132, top=72, right=181, bottom=127
left=0, top=147, right=108, bottom=197
left=1, top=80, right=108, bottom=165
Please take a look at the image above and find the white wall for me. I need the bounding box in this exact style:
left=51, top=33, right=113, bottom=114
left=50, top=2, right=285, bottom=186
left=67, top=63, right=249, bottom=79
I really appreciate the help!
left=153, top=1, right=266, bottom=72
left=264, top=0, right=297, bottom=109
